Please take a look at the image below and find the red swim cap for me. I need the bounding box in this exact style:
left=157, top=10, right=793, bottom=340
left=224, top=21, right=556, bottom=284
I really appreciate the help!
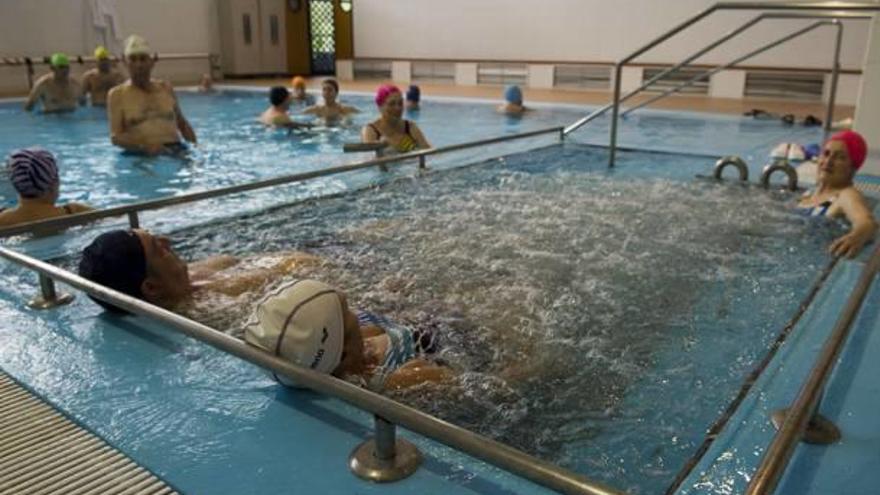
left=829, top=130, right=868, bottom=170
left=375, top=84, right=400, bottom=107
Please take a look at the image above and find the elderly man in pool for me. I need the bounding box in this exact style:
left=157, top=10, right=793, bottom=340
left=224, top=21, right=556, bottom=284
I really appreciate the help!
left=24, top=53, right=84, bottom=113
left=78, top=229, right=449, bottom=390
left=107, top=35, right=196, bottom=155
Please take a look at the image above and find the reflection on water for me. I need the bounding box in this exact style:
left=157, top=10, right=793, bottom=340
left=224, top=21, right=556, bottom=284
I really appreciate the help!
left=173, top=144, right=835, bottom=494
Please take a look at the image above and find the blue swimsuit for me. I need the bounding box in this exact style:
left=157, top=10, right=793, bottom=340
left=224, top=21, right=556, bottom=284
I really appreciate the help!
left=357, top=310, right=438, bottom=379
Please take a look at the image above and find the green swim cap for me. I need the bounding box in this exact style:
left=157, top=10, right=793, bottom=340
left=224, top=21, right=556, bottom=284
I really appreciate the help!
left=50, top=53, right=69, bottom=67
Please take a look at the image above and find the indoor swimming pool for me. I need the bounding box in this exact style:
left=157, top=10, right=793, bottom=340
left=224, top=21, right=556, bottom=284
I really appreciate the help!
left=0, top=90, right=872, bottom=495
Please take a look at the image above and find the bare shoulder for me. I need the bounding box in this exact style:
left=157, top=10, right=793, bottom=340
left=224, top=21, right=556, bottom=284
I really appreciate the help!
left=108, top=82, right=130, bottom=98
left=838, top=186, right=869, bottom=205
left=66, top=202, right=94, bottom=213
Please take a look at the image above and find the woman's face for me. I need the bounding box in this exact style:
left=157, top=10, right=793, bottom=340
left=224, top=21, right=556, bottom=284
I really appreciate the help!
left=381, top=92, right=404, bottom=120
left=817, top=140, right=855, bottom=186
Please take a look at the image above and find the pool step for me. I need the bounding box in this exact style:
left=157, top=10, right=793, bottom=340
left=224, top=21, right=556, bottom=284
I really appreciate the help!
left=0, top=371, right=179, bottom=495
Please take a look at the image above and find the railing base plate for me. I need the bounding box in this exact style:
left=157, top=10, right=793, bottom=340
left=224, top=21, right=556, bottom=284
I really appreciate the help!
left=771, top=408, right=841, bottom=445
left=349, top=437, right=422, bottom=482
left=28, top=292, right=75, bottom=310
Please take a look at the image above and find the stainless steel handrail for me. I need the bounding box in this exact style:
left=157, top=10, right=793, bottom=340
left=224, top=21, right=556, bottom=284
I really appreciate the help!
left=606, top=2, right=880, bottom=166
left=561, top=11, right=864, bottom=137
left=745, top=243, right=880, bottom=495
left=0, top=244, right=623, bottom=495
left=0, top=126, right=563, bottom=238
left=620, top=19, right=862, bottom=118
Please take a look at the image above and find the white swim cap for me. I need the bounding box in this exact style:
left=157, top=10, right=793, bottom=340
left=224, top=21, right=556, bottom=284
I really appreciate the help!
left=124, top=35, right=151, bottom=57
left=244, top=280, right=345, bottom=385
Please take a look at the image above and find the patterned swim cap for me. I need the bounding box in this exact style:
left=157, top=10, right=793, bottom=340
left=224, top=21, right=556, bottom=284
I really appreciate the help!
left=6, top=147, right=59, bottom=198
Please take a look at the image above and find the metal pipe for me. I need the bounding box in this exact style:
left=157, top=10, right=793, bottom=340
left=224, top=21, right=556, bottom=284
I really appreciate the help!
left=622, top=20, right=839, bottom=116
left=609, top=64, right=623, bottom=167
left=127, top=212, right=140, bottom=229
left=563, top=11, right=871, bottom=135
left=0, top=126, right=563, bottom=238
left=0, top=53, right=213, bottom=67
left=745, top=243, right=880, bottom=495
left=0, top=245, right=623, bottom=495
left=374, top=416, right=397, bottom=462
left=824, top=21, right=844, bottom=135
left=38, top=274, right=57, bottom=301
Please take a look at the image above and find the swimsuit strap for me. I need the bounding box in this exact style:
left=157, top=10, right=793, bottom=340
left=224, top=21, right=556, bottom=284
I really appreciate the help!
left=367, top=122, right=382, bottom=139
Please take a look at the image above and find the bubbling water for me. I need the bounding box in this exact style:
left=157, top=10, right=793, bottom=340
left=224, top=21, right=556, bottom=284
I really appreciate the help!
left=176, top=145, right=834, bottom=493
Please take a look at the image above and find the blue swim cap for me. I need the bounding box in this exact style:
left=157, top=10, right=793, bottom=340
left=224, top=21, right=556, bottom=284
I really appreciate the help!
left=406, top=85, right=420, bottom=102
left=504, top=85, right=522, bottom=105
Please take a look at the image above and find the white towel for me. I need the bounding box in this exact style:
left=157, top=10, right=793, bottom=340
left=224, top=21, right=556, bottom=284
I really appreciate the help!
left=89, top=0, right=124, bottom=41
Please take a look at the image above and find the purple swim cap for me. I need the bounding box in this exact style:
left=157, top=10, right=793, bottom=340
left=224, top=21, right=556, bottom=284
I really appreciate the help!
left=6, top=147, right=59, bottom=198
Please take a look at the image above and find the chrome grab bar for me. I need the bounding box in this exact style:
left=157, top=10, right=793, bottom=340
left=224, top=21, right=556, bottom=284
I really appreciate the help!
left=621, top=18, right=869, bottom=118
left=562, top=2, right=880, bottom=166
left=0, top=245, right=623, bottom=495
left=0, top=126, right=564, bottom=239
left=562, top=11, right=859, bottom=136
left=760, top=160, right=799, bottom=191
left=713, top=156, right=749, bottom=181
left=746, top=243, right=880, bottom=495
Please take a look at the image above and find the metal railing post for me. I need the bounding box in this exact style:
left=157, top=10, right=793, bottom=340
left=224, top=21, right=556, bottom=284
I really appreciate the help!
left=127, top=211, right=140, bottom=229
left=350, top=415, right=423, bottom=482
left=609, top=64, right=623, bottom=167
left=28, top=273, right=75, bottom=310
left=824, top=21, right=843, bottom=136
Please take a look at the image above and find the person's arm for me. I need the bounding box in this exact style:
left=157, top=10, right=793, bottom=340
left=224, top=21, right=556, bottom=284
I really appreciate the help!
left=409, top=122, right=431, bottom=149
left=165, top=82, right=196, bottom=144
left=74, top=78, right=87, bottom=106
left=829, top=188, right=878, bottom=258
left=65, top=202, right=94, bottom=214
left=302, top=105, right=321, bottom=116
left=342, top=104, right=360, bottom=115
left=23, top=77, right=46, bottom=111
left=383, top=359, right=451, bottom=390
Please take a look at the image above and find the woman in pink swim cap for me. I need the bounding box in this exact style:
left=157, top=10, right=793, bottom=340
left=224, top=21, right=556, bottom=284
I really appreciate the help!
left=361, top=84, right=431, bottom=161
left=798, top=130, right=877, bottom=258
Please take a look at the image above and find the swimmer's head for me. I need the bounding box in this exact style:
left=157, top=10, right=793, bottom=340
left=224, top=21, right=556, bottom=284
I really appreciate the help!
left=290, top=76, right=306, bottom=97
left=123, top=35, right=154, bottom=81
left=199, top=73, right=213, bottom=90
left=94, top=46, right=112, bottom=71
left=504, top=85, right=523, bottom=105
left=49, top=53, right=70, bottom=79
left=405, top=85, right=420, bottom=103
left=94, top=46, right=110, bottom=60
left=123, top=35, right=151, bottom=57
left=828, top=130, right=867, bottom=171
left=49, top=53, right=69, bottom=68
left=376, top=84, right=403, bottom=119
left=321, top=78, right=339, bottom=103
left=269, top=86, right=290, bottom=107
left=6, top=147, right=59, bottom=200
left=375, top=84, right=400, bottom=107
left=79, top=229, right=190, bottom=312
left=245, top=280, right=351, bottom=385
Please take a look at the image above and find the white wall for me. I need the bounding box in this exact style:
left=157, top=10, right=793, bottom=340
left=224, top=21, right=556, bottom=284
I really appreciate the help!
left=353, top=0, right=873, bottom=70
left=0, top=0, right=221, bottom=93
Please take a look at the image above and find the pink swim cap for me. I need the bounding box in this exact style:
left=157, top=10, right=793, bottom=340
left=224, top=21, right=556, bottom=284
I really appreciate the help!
left=375, top=84, right=400, bottom=107
left=829, top=130, right=868, bottom=170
